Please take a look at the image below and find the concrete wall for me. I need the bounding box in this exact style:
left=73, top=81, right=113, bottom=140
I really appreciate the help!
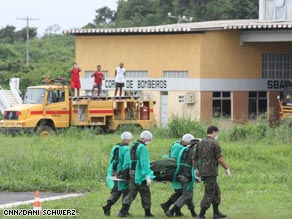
left=75, top=34, right=202, bottom=78
left=200, top=30, right=262, bottom=78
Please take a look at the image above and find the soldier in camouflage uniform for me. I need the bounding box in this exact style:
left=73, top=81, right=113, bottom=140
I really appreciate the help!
left=118, top=130, right=155, bottom=218
left=192, top=125, right=231, bottom=219
left=102, top=132, right=133, bottom=216
left=161, top=133, right=198, bottom=217
left=164, top=136, right=201, bottom=217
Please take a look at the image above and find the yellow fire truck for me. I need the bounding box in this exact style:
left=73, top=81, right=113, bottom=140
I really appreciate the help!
left=278, top=78, right=292, bottom=119
left=0, top=82, right=156, bottom=135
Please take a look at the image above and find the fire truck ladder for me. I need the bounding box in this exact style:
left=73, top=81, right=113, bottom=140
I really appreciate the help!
left=0, top=78, right=22, bottom=114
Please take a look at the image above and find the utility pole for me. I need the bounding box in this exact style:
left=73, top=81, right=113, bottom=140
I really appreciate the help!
left=16, top=17, right=39, bottom=66
left=167, top=12, right=193, bottom=23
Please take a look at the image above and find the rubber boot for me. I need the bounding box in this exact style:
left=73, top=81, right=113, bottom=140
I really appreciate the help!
left=102, top=201, right=112, bottom=216
left=217, top=211, right=227, bottom=218
left=144, top=208, right=154, bottom=218
left=213, top=203, right=227, bottom=219
left=118, top=204, right=130, bottom=218
left=189, top=208, right=198, bottom=217
left=165, top=205, right=179, bottom=217
left=161, top=200, right=173, bottom=213
left=198, top=207, right=207, bottom=219
left=175, top=207, right=184, bottom=217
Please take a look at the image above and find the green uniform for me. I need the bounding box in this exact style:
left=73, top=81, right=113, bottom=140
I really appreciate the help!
left=192, top=136, right=223, bottom=209
left=165, top=141, right=185, bottom=204
left=105, top=143, right=130, bottom=205
left=171, top=143, right=196, bottom=208
left=170, top=141, right=184, bottom=159
left=122, top=140, right=155, bottom=210
left=106, top=143, right=130, bottom=190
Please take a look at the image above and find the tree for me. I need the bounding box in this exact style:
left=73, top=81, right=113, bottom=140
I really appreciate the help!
left=15, top=27, right=38, bottom=41
left=115, top=0, right=161, bottom=27
left=93, top=6, right=116, bottom=27
left=0, top=25, right=17, bottom=43
left=111, top=0, right=259, bottom=26
left=44, top=24, right=62, bottom=36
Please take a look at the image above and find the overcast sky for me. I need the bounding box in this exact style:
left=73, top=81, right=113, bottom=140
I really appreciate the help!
left=0, top=0, right=117, bottom=36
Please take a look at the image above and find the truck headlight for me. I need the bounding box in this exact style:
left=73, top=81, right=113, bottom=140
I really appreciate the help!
left=16, top=123, right=23, bottom=127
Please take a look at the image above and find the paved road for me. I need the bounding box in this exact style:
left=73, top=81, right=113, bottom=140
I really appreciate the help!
left=0, top=192, right=83, bottom=208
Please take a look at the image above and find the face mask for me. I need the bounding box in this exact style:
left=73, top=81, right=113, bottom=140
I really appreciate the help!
left=145, top=141, right=150, bottom=145
left=215, top=135, right=219, bottom=140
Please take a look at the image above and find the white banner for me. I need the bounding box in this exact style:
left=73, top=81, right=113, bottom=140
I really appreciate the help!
left=80, top=78, right=289, bottom=91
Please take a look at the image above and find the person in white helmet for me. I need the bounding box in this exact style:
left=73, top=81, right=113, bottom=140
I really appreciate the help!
left=118, top=130, right=155, bottom=218
left=164, top=134, right=201, bottom=218
left=102, top=131, right=133, bottom=216
left=161, top=133, right=198, bottom=217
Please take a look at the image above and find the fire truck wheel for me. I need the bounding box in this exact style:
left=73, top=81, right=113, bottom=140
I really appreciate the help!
left=95, top=127, right=104, bottom=135
left=36, top=125, right=55, bottom=136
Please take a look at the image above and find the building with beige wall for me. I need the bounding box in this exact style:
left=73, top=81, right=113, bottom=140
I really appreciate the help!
left=65, top=19, right=292, bottom=127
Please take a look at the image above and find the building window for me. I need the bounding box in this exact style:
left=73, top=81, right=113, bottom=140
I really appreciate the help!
left=163, top=71, right=188, bottom=78
left=84, top=70, right=109, bottom=78
left=262, top=53, right=292, bottom=78
left=248, top=91, right=267, bottom=119
left=125, top=71, right=148, bottom=78
left=212, top=92, right=231, bottom=118
left=48, top=90, right=65, bottom=103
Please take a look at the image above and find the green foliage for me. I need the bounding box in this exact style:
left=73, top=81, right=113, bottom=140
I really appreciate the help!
left=116, top=124, right=142, bottom=135
left=92, top=0, right=259, bottom=28
left=0, top=32, right=74, bottom=92
left=205, top=0, right=258, bottom=20
left=227, top=120, right=268, bottom=142
left=165, top=115, right=292, bottom=144
left=93, top=7, right=116, bottom=27
left=272, top=118, right=292, bottom=144
left=0, top=25, right=37, bottom=43
left=166, top=115, right=206, bottom=138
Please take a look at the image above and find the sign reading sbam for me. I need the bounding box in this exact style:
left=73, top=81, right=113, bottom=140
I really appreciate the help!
left=267, top=80, right=291, bottom=89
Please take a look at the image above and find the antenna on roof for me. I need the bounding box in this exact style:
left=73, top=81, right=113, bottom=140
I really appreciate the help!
left=168, top=12, right=193, bottom=24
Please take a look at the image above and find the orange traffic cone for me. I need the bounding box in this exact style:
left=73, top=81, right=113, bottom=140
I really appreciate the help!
left=33, top=190, right=42, bottom=212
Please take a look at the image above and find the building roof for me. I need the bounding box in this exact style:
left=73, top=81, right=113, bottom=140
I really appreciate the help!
left=63, top=19, right=292, bottom=35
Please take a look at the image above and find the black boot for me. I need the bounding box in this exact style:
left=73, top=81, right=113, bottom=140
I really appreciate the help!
left=165, top=205, right=179, bottom=217
left=198, top=207, right=207, bottom=219
left=175, top=207, right=184, bottom=217
left=102, top=201, right=112, bottom=216
left=144, top=208, right=154, bottom=218
left=217, top=211, right=227, bottom=218
left=118, top=204, right=130, bottom=218
left=161, top=200, right=173, bottom=213
left=213, top=203, right=227, bottom=219
left=189, top=208, right=198, bottom=217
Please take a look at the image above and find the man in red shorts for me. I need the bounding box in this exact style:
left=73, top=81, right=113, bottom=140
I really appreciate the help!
left=91, top=64, right=105, bottom=97
left=70, top=62, right=81, bottom=97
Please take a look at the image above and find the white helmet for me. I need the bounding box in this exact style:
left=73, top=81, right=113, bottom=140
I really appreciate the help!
left=182, top=133, right=195, bottom=144
left=140, top=130, right=153, bottom=140
left=121, top=131, right=133, bottom=140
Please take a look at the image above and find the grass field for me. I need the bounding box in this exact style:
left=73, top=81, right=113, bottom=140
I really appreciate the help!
left=0, top=124, right=291, bottom=218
